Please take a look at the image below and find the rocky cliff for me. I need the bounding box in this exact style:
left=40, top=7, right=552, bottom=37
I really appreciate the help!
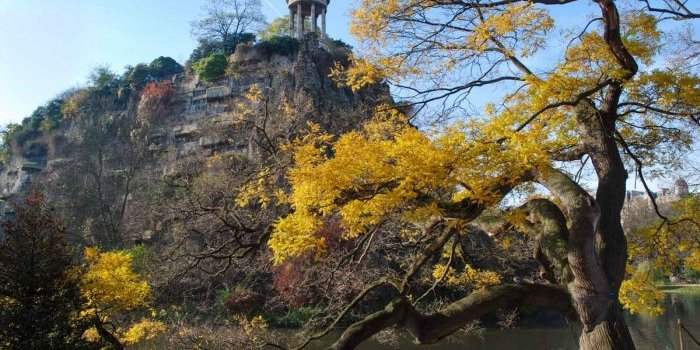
left=0, top=36, right=390, bottom=245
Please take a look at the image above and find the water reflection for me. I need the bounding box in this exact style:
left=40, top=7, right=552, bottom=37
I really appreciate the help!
left=627, top=292, right=700, bottom=350
left=318, top=292, right=700, bottom=350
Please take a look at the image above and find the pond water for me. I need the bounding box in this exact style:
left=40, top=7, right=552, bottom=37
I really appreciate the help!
left=317, top=289, right=700, bottom=350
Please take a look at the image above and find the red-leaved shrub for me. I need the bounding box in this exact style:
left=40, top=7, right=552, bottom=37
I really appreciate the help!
left=224, top=289, right=263, bottom=315
left=137, top=81, right=175, bottom=122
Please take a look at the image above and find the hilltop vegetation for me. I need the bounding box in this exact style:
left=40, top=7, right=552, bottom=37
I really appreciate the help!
left=1, top=30, right=350, bottom=155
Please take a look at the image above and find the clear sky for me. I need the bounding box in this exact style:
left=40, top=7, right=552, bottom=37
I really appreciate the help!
left=0, top=0, right=611, bottom=126
left=0, top=0, right=357, bottom=126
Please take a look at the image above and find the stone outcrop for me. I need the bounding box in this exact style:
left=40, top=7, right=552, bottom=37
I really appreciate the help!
left=0, top=37, right=390, bottom=234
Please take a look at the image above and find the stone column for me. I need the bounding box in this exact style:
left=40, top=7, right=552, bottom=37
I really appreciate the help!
left=311, top=2, right=317, bottom=33
left=296, top=2, right=303, bottom=38
left=321, top=8, right=326, bottom=37
left=289, top=8, right=294, bottom=35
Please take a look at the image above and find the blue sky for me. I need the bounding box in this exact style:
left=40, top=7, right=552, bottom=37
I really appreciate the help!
left=0, top=0, right=356, bottom=126
left=0, top=0, right=620, bottom=126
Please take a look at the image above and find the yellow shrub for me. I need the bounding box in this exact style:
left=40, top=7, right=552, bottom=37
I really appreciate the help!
left=432, top=264, right=502, bottom=289
left=121, top=319, right=167, bottom=345
left=81, top=247, right=151, bottom=311
left=619, top=266, right=664, bottom=317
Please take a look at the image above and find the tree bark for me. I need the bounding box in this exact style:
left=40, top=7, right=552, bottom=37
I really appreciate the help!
left=329, top=283, right=574, bottom=350
left=567, top=0, right=640, bottom=346
left=578, top=117, right=636, bottom=350
left=535, top=167, right=612, bottom=331
left=522, top=198, right=571, bottom=283
left=576, top=102, right=635, bottom=350
left=94, top=318, right=125, bottom=350
left=579, top=307, right=635, bottom=350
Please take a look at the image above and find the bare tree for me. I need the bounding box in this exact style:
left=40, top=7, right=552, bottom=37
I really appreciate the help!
left=191, top=0, right=266, bottom=54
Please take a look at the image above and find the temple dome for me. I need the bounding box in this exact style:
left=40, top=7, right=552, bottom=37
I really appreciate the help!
left=286, top=0, right=329, bottom=39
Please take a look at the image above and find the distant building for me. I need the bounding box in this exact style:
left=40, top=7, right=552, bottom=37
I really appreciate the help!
left=621, top=177, right=690, bottom=228
left=673, top=178, right=690, bottom=197
left=625, top=178, right=689, bottom=206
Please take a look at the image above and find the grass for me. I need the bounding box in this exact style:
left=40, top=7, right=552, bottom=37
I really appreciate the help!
left=265, top=306, right=319, bottom=328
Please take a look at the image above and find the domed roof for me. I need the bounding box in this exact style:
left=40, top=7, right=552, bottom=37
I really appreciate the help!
left=287, top=0, right=330, bottom=6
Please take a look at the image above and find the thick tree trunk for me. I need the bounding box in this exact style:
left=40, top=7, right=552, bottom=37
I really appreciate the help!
left=576, top=99, right=635, bottom=350
left=94, top=318, right=125, bottom=350
left=570, top=0, right=640, bottom=348
left=583, top=141, right=635, bottom=350
left=535, top=168, right=611, bottom=330
left=579, top=152, right=636, bottom=350
left=579, top=307, right=635, bottom=350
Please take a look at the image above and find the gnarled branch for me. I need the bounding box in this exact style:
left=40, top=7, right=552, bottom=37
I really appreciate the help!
left=329, top=283, right=573, bottom=350
left=534, top=166, right=611, bottom=330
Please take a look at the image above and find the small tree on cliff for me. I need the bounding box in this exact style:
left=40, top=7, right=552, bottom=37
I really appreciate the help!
left=266, top=1, right=700, bottom=349
left=192, top=53, right=229, bottom=82
left=258, top=16, right=292, bottom=40
left=0, top=193, right=94, bottom=350
left=191, top=0, right=266, bottom=55
left=137, top=81, right=175, bottom=123
left=148, top=56, right=184, bottom=78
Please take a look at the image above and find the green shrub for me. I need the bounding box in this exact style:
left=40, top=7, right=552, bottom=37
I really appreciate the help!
left=190, top=39, right=221, bottom=64
left=89, top=66, right=121, bottom=95
left=216, top=287, right=233, bottom=307
left=330, top=39, right=353, bottom=50
left=149, top=56, right=184, bottom=78
left=255, top=36, right=300, bottom=58
left=683, top=267, right=700, bottom=282
left=125, top=57, right=183, bottom=90
left=125, top=63, right=152, bottom=90
left=189, top=33, right=257, bottom=63
left=193, top=53, right=229, bottom=82
left=265, top=307, right=318, bottom=328
left=4, top=98, right=66, bottom=147
left=3, top=66, right=136, bottom=151
left=126, top=244, right=153, bottom=274
left=258, top=16, right=292, bottom=41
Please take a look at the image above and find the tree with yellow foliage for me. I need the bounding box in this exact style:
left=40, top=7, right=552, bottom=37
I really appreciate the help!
left=80, top=247, right=165, bottom=349
left=267, top=1, right=700, bottom=349
left=621, top=194, right=700, bottom=315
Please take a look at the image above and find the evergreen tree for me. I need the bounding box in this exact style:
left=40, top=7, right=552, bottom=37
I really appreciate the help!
left=0, top=193, right=94, bottom=350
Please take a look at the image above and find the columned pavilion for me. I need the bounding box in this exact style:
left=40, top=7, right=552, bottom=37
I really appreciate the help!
left=287, top=0, right=329, bottom=39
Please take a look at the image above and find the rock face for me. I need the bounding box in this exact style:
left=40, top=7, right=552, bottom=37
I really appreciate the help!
left=0, top=136, right=51, bottom=217
left=0, top=37, right=390, bottom=239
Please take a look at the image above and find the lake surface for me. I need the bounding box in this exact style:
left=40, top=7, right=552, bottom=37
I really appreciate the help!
left=321, top=290, right=700, bottom=350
